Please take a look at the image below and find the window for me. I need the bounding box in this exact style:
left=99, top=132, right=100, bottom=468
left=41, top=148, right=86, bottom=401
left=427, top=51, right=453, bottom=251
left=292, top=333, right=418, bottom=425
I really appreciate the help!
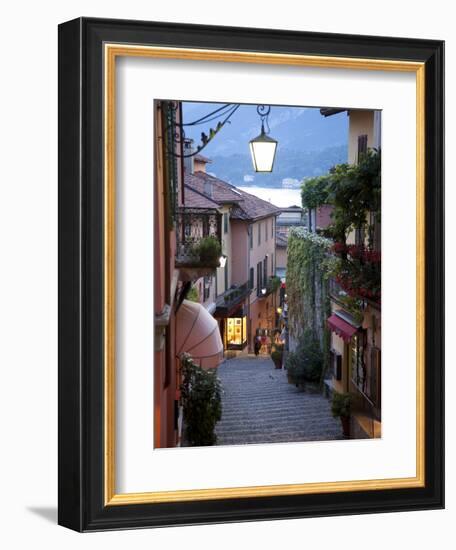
left=351, top=331, right=367, bottom=394
left=203, top=276, right=211, bottom=301
left=355, top=225, right=364, bottom=246
left=265, top=220, right=268, bottom=241
left=258, top=223, right=261, bottom=245
left=271, top=218, right=274, bottom=238
left=271, top=253, right=274, bottom=275
left=224, top=260, right=229, bottom=292
left=330, top=350, right=342, bottom=381
left=369, top=211, right=381, bottom=251
left=369, top=348, right=381, bottom=405
left=225, top=316, right=247, bottom=350
left=249, top=267, right=254, bottom=290
left=256, top=261, right=262, bottom=296
left=202, top=217, right=209, bottom=237
left=249, top=225, right=253, bottom=249
left=263, top=256, right=268, bottom=281
left=223, top=212, right=229, bottom=234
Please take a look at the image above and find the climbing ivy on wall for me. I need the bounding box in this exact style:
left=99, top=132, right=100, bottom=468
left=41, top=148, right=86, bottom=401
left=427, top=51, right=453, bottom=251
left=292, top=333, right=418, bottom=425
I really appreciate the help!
left=286, top=227, right=332, bottom=376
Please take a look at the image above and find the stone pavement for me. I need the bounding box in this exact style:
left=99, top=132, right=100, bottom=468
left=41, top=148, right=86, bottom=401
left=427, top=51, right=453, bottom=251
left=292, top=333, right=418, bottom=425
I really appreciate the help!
left=215, top=355, right=343, bottom=446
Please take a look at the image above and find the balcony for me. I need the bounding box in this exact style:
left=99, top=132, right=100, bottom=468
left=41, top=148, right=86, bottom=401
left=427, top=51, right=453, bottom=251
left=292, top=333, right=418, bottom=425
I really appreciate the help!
left=257, top=276, right=281, bottom=299
left=175, top=207, right=222, bottom=280
left=329, top=277, right=348, bottom=305
left=214, top=281, right=251, bottom=317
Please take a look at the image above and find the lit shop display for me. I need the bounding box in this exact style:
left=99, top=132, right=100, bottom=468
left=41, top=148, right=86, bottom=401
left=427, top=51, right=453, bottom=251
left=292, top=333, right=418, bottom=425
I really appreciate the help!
left=225, top=316, right=247, bottom=350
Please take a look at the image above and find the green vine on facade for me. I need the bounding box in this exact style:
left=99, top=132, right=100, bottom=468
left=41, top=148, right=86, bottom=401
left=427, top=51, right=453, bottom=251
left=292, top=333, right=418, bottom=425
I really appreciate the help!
left=300, top=149, right=381, bottom=305
left=286, top=227, right=332, bottom=383
left=301, top=149, right=381, bottom=244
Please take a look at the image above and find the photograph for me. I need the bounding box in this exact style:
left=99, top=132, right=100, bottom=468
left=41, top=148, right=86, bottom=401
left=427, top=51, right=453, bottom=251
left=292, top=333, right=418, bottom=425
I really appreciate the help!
left=55, top=16, right=444, bottom=531
left=154, top=100, right=381, bottom=448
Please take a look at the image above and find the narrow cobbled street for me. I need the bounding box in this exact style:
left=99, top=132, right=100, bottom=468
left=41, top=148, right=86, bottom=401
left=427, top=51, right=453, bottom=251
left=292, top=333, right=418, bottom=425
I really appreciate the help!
left=215, top=356, right=342, bottom=445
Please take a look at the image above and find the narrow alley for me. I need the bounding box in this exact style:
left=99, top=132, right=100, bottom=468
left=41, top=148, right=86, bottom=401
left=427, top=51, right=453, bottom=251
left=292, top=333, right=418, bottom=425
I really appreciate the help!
left=215, top=356, right=342, bottom=446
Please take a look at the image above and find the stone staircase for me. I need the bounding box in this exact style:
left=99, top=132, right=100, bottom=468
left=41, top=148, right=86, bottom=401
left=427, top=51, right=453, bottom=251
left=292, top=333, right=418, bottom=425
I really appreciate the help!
left=215, top=356, right=343, bottom=446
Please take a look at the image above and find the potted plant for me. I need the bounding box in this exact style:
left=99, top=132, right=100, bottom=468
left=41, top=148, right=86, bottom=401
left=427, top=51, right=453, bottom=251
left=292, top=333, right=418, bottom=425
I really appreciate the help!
left=180, top=353, right=222, bottom=446
left=194, top=235, right=222, bottom=267
left=270, top=348, right=283, bottom=369
left=331, top=392, right=352, bottom=437
left=285, top=351, right=306, bottom=389
left=285, top=330, right=323, bottom=391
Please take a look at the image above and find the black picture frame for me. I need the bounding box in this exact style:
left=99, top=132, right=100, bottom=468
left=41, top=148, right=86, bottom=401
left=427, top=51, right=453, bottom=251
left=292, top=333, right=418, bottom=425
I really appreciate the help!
left=58, top=17, right=444, bottom=532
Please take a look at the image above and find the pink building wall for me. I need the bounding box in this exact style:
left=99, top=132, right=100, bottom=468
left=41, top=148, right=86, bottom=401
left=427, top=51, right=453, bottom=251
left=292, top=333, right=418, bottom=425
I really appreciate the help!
left=230, top=220, right=249, bottom=285
left=316, top=204, right=333, bottom=229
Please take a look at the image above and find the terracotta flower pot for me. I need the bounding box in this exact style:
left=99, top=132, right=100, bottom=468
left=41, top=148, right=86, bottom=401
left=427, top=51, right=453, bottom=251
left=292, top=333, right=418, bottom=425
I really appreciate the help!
left=273, top=357, right=282, bottom=369
left=340, top=416, right=351, bottom=437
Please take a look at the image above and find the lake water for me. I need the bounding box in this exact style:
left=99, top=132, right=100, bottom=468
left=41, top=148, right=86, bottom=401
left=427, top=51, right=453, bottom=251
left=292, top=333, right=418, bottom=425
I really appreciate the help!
left=238, top=186, right=301, bottom=209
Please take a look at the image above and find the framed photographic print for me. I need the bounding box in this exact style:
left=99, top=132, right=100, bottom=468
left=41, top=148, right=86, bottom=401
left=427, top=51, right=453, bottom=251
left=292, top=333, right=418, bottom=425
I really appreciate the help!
left=58, top=17, right=444, bottom=531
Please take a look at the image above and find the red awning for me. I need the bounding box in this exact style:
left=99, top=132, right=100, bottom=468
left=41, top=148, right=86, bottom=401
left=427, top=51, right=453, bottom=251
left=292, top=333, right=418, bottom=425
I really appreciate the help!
left=327, top=314, right=358, bottom=343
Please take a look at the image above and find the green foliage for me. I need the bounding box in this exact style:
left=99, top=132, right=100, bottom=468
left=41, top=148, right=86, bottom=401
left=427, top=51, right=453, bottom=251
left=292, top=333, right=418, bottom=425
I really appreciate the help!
left=180, top=354, right=222, bottom=446
left=269, top=275, right=281, bottom=292
left=301, top=175, right=331, bottom=209
left=186, top=285, right=200, bottom=303
left=337, top=295, right=364, bottom=325
left=286, top=228, right=332, bottom=338
left=286, top=329, right=324, bottom=385
left=328, top=244, right=381, bottom=303
left=331, top=392, right=352, bottom=418
left=271, top=349, right=283, bottom=362
left=300, top=149, right=381, bottom=243
left=190, top=235, right=222, bottom=267
left=299, top=149, right=382, bottom=303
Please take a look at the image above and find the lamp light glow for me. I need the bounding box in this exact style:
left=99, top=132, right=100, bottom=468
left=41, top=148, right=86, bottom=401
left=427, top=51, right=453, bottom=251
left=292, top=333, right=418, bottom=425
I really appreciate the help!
left=249, top=126, right=278, bottom=173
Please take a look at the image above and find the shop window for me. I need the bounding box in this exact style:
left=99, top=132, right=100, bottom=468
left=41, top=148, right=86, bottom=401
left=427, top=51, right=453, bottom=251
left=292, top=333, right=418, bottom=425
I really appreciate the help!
left=225, top=316, right=247, bottom=350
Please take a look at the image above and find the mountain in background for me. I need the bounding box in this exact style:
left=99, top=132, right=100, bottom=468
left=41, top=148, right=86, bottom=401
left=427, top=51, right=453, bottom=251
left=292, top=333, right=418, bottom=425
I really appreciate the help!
left=182, top=102, right=348, bottom=187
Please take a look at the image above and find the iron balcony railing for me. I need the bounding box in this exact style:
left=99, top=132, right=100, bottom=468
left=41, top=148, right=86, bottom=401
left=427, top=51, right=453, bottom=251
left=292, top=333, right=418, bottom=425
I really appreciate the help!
left=175, top=207, right=222, bottom=269
left=276, top=218, right=305, bottom=227
left=257, top=276, right=280, bottom=298
left=329, top=277, right=348, bottom=304
left=214, top=281, right=251, bottom=317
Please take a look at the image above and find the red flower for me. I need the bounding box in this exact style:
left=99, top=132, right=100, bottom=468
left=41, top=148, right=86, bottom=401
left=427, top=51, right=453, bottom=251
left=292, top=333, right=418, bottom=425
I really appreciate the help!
left=347, top=244, right=364, bottom=259
left=332, top=242, right=347, bottom=254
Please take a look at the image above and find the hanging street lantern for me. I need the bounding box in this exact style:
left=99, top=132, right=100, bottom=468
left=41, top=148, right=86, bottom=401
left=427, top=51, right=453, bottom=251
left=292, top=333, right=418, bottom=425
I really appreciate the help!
left=249, top=105, right=278, bottom=172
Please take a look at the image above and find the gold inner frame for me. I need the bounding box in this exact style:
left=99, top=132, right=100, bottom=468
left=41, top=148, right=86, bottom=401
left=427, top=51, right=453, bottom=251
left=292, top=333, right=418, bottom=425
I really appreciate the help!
left=104, top=44, right=425, bottom=506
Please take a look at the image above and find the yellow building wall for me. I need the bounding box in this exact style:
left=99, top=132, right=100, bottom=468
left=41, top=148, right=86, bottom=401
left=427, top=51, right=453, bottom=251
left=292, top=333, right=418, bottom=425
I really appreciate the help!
left=348, top=110, right=376, bottom=164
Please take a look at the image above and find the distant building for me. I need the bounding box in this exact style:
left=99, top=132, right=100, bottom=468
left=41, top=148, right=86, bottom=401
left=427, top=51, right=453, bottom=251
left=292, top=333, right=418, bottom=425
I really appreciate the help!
left=183, top=152, right=281, bottom=354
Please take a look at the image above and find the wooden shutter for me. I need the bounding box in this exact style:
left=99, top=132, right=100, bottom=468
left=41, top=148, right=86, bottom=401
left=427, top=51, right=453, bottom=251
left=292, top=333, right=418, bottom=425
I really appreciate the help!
left=357, top=134, right=368, bottom=163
